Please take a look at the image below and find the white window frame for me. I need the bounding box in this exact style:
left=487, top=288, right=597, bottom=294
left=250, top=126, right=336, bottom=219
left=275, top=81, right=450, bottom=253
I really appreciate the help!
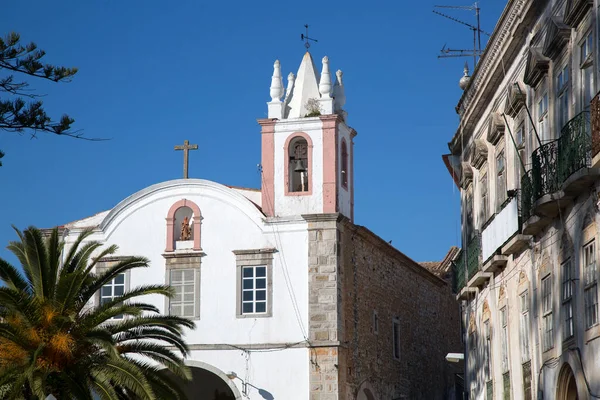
left=537, top=91, right=549, bottom=142
left=583, top=240, right=598, bottom=329
left=519, top=291, right=531, bottom=363
left=556, top=63, right=570, bottom=131
left=168, top=268, right=199, bottom=318
left=234, top=249, right=275, bottom=318
left=241, top=265, right=268, bottom=315
left=500, top=307, right=509, bottom=373
left=96, top=257, right=131, bottom=321
left=496, top=150, right=506, bottom=211
left=479, top=168, right=488, bottom=225
left=562, top=259, right=574, bottom=339
left=580, top=31, right=594, bottom=111
left=392, top=318, right=401, bottom=361
left=541, top=275, right=554, bottom=351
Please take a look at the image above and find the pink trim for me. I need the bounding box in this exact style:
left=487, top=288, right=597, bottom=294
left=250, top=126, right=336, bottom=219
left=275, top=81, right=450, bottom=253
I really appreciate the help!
left=340, top=138, right=349, bottom=191
left=165, top=199, right=202, bottom=252
left=320, top=115, right=339, bottom=213
left=284, top=132, right=314, bottom=196
left=259, top=119, right=277, bottom=217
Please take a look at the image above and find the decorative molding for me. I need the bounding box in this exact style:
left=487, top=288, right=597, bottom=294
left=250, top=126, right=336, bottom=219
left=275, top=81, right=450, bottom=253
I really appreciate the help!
left=471, top=139, right=489, bottom=169
left=542, top=17, right=571, bottom=59
left=563, top=0, right=592, bottom=27
left=461, top=162, right=474, bottom=189
left=523, top=48, right=550, bottom=87
left=487, top=113, right=506, bottom=145
left=232, top=248, right=277, bottom=256
left=504, top=82, right=527, bottom=118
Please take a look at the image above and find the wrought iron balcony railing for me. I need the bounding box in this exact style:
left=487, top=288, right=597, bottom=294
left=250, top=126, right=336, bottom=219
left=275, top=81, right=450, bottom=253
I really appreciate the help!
left=531, top=139, right=560, bottom=200
left=521, top=171, right=534, bottom=222
left=558, top=111, right=591, bottom=182
left=453, top=232, right=482, bottom=293
left=592, top=93, right=600, bottom=157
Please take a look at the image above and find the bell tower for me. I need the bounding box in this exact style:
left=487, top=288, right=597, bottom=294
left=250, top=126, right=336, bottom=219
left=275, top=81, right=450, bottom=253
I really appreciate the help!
left=259, top=52, right=356, bottom=220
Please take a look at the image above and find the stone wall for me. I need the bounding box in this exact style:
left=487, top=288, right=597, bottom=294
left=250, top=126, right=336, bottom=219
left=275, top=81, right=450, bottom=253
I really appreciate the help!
left=337, top=221, right=462, bottom=400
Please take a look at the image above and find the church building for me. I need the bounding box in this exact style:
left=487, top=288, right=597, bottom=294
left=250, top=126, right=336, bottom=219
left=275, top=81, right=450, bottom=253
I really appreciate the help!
left=56, top=51, right=461, bottom=399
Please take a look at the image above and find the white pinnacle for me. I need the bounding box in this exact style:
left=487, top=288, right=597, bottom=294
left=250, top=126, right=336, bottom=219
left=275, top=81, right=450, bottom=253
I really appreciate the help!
left=269, top=60, right=284, bottom=102
left=319, top=56, right=332, bottom=98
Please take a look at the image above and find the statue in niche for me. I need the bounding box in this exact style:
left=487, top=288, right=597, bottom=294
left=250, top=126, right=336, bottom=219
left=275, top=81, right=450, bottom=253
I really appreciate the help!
left=180, top=216, right=192, bottom=241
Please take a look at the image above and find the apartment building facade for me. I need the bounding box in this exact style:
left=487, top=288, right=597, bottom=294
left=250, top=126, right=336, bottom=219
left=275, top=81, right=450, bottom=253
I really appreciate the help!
left=444, top=0, right=600, bottom=399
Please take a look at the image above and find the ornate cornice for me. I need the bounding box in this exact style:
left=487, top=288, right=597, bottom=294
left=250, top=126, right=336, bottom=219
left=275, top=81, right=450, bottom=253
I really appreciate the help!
left=450, top=0, right=548, bottom=154
left=461, top=162, right=474, bottom=189
left=504, top=82, right=527, bottom=118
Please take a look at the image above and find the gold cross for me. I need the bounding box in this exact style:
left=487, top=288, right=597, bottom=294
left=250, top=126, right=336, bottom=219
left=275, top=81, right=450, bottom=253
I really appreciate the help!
left=174, top=140, right=198, bottom=179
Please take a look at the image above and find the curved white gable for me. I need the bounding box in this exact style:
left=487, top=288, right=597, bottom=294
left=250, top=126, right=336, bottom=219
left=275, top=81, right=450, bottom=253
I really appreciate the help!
left=99, top=179, right=266, bottom=237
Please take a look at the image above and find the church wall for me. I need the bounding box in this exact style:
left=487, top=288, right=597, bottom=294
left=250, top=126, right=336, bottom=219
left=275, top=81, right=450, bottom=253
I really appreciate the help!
left=77, top=183, right=310, bottom=348
left=337, top=222, right=462, bottom=400
left=273, top=118, right=324, bottom=216
left=189, top=347, right=310, bottom=400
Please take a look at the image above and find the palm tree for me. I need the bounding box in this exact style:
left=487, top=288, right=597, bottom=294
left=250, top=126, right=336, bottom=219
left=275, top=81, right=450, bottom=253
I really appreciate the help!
left=0, top=226, right=195, bottom=399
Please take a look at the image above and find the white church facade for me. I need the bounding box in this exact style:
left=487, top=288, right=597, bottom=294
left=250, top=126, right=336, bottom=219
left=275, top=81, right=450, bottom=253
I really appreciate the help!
left=55, top=52, right=461, bottom=399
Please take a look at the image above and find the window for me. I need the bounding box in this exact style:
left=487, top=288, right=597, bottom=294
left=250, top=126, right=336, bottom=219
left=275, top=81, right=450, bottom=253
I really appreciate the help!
left=562, top=259, right=574, bottom=339
left=503, top=371, right=511, bottom=400
left=241, top=265, right=268, bottom=315
left=556, top=64, right=570, bottom=130
left=496, top=151, right=506, bottom=210
left=341, top=140, right=349, bottom=189
left=100, top=272, right=126, bottom=320
left=234, top=249, right=274, bottom=318
left=466, top=186, right=474, bottom=239
left=581, top=32, right=594, bottom=110
left=542, top=275, right=554, bottom=351
left=392, top=318, right=401, bottom=360
left=288, top=136, right=309, bottom=192
left=520, top=291, right=531, bottom=362
left=515, top=122, right=526, bottom=181
left=484, top=320, right=492, bottom=380
left=538, top=93, right=549, bottom=142
left=583, top=240, right=598, bottom=328
left=169, top=269, right=197, bottom=318
left=373, top=310, right=379, bottom=334
left=480, top=171, right=488, bottom=224
left=522, top=361, right=532, bottom=400
left=500, top=307, right=509, bottom=373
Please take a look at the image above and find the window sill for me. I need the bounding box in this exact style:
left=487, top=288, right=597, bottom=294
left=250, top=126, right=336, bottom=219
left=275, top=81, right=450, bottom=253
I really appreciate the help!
left=285, top=190, right=312, bottom=197
left=542, top=346, right=557, bottom=362
left=237, top=312, right=272, bottom=319
left=562, top=335, right=576, bottom=350
left=584, top=323, right=600, bottom=343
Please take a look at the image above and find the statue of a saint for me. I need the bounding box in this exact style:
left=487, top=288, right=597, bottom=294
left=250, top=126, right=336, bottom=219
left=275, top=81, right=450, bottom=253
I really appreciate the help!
left=180, top=216, right=192, bottom=241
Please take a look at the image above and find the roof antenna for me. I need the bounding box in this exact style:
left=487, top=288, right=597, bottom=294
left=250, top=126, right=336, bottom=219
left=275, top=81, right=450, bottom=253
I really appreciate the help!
left=300, top=24, right=318, bottom=50
left=433, top=2, right=491, bottom=69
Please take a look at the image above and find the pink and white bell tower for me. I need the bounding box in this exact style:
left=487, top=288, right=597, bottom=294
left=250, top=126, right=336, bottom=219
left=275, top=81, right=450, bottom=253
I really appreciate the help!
left=259, top=52, right=356, bottom=221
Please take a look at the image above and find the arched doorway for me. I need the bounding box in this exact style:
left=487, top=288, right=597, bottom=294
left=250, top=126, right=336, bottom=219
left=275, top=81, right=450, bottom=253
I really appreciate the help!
left=161, top=361, right=242, bottom=400
left=556, top=363, right=578, bottom=400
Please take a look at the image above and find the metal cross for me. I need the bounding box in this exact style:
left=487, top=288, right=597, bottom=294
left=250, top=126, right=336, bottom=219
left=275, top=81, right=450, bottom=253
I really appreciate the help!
left=300, top=24, right=318, bottom=50
left=174, top=140, right=198, bottom=179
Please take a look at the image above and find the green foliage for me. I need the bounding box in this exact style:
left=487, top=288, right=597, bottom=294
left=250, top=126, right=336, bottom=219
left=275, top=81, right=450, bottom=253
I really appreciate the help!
left=0, top=226, right=194, bottom=399
left=0, top=32, right=87, bottom=165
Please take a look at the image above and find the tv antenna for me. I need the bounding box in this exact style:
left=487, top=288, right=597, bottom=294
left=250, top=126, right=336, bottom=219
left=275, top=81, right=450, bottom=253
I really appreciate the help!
left=300, top=24, right=318, bottom=50
left=433, top=2, right=491, bottom=69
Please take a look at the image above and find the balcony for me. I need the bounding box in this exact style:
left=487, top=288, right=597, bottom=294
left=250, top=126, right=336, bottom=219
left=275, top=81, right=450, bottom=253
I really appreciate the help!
left=454, top=232, right=487, bottom=299
left=522, top=109, right=600, bottom=235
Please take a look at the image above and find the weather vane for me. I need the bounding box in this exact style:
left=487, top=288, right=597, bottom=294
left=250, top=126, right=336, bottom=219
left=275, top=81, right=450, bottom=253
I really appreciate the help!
left=300, top=24, right=318, bottom=50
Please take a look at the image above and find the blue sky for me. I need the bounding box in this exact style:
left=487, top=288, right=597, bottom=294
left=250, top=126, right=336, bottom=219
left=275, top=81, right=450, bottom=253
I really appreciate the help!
left=0, top=0, right=505, bottom=264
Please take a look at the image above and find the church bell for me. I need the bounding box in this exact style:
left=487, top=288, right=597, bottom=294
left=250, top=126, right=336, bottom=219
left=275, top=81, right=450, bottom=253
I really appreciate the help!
left=293, top=159, right=307, bottom=173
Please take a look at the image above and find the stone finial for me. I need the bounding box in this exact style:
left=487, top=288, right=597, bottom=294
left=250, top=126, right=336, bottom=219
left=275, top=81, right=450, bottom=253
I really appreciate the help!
left=319, top=56, right=332, bottom=98
left=270, top=60, right=284, bottom=102
left=333, top=69, right=346, bottom=110
left=459, top=62, right=470, bottom=90
left=284, top=72, right=295, bottom=102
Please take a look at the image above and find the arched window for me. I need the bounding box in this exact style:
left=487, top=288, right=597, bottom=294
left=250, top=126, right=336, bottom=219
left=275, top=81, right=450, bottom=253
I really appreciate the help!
left=288, top=136, right=309, bottom=192
left=341, top=139, right=348, bottom=189
left=165, top=199, right=202, bottom=252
